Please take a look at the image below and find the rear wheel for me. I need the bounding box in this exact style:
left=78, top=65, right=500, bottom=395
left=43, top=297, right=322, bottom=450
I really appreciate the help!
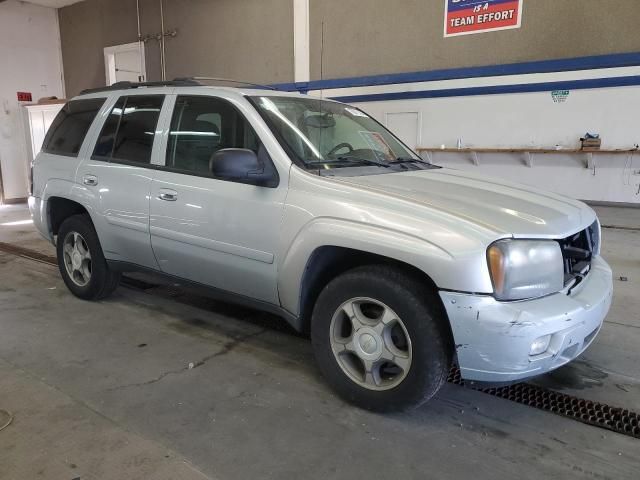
left=311, top=265, right=452, bottom=412
left=56, top=214, right=120, bottom=300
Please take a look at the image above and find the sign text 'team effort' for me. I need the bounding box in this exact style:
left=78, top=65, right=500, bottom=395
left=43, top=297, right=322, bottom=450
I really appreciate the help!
left=444, top=0, right=523, bottom=37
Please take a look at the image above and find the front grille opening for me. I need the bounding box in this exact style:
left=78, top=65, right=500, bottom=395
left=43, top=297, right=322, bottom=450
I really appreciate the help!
left=560, top=344, right=579, bottom=359
left=558, top=224, right=596, bottom=286
left=584, top=326, right=599, bottom=346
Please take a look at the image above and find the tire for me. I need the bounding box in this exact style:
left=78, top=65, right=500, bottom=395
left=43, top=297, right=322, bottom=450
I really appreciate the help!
left=311, top=265, right=452, bottom=412
left=56, top=214, right=120, bottom=301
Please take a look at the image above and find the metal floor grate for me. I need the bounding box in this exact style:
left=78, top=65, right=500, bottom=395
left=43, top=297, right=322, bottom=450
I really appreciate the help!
left=448, top=366, right=640, bottom=439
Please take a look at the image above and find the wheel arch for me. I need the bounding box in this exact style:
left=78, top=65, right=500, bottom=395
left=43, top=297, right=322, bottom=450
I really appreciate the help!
left=279, top=218, right=454, bottom=334
left=296, top=245, right=447, bottom=335
left=47, top=196, right=92, bottom=237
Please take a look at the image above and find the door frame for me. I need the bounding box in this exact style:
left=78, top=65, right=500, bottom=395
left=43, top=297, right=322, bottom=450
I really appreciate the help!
left=104, top=42, right=147, bottom=86
left=384, top=111, right=422, bottom=151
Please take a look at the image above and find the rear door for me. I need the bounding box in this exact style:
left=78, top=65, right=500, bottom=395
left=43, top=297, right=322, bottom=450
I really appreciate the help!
left=76, top=93, right=167, bottom=269
left=148, top=94, right=288, bottom=304
left=35, top=97, right=107, bottom=200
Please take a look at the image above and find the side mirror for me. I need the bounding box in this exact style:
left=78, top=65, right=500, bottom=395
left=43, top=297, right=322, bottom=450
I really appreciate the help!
left=209, top=148, right=278, bottom=187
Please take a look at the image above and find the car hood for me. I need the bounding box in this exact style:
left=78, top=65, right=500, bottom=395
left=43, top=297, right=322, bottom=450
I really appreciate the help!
left=332, top=168, right=596, bottom=238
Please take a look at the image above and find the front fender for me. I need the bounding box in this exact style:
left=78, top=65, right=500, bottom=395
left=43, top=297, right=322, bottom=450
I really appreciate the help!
left=278, top=218, right=455, bottom=316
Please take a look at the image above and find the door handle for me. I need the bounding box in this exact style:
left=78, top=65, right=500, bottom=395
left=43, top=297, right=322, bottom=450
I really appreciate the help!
left=158, top=190, right=178, bottom=202
left=83, top=174, right=98, bottom=186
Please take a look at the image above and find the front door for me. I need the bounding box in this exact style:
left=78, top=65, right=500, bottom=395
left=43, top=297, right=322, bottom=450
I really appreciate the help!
left=149, top=94, right=287, bottom=304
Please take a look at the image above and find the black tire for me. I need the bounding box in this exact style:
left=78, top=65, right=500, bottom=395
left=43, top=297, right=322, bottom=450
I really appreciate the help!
left=56, top=214, right=120, bottom=300
left=311, top=265, right=452, bottom=412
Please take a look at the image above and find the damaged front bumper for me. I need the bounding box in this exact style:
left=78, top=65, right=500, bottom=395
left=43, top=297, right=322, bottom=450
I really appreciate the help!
left=439, top=255, right=613, bottom=382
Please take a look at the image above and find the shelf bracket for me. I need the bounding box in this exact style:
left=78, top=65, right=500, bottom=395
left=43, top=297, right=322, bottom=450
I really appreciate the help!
left=524, top=151, right=534, bottom=168
left=586, top=152, right=595, bottom=173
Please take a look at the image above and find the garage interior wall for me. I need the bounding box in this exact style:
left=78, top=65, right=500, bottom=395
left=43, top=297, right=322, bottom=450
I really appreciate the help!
left=54, top=0, right=640, bottom=204
left=58, top=0, right=295, bottom=97
left=0, top=0, right=65, bottom=202
left=302, top=0, right=640, bottom=204
left=308, top=0, right=640, bottom=81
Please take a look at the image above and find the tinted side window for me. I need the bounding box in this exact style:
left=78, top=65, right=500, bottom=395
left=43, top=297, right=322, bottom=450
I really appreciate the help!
left=93, top=95, right=164, bottom=164
left=166, top=96, right=260, bottom=175
left=93, top=97, right=125, bottom=158
left=42, top=98, right=106, bottom=157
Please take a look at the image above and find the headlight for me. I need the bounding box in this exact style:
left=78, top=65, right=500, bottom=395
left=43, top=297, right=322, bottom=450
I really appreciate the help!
left=487, top=240, right=564, bottom=301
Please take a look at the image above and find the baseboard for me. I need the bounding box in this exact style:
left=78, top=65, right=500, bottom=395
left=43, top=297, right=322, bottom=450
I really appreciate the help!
left=1, top=197, right=28, bottom=205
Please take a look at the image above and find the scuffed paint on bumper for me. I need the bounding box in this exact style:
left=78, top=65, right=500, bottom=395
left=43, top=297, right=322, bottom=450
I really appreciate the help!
left=440, top=255, right=613, bottom=382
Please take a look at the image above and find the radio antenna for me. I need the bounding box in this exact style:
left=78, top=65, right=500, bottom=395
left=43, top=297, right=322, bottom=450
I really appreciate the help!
left=318, top=20, right=326, bottom=169
left=320, top=20, right=325, bottom=100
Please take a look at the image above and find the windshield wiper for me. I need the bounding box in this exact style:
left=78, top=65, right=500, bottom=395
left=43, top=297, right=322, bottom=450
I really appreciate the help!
left=389, top=157, right=428, bottom=165
left=390, top=157, right=441, bottom=169
left=306, top=156, right=391, bottom=168
left=337, top=156, right=393, bottom=168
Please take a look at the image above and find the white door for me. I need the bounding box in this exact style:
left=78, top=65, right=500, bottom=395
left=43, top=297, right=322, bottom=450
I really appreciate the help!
left=386, top=112, right=420, bottom=151
left=104, top=42, right=146, bottom=85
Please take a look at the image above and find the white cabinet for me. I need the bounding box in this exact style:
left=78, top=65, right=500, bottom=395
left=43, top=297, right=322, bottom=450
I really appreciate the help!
left=0, top=102, right=63, bottom=203
left=0, top=102, right=66, bottom=202
left=24, top=102, right=64, bottom=163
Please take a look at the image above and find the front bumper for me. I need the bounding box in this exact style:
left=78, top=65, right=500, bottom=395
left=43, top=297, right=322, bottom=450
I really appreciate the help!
left=440, top=255, right=613, bottom=382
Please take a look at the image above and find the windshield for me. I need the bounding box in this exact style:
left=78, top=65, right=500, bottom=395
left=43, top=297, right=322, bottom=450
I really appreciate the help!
left=251, top=96, right=427, bottom=172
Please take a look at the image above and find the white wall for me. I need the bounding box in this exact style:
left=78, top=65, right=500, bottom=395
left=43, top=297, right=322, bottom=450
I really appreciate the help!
left=0, top=0, right=65, bottom=201
left=310, top=66, right=640, bottom=204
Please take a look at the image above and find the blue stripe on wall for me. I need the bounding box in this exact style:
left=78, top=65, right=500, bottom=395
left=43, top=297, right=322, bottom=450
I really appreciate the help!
left=272, top=52, right=640, bottom=93
left=329, top=75, right=640, bottom=103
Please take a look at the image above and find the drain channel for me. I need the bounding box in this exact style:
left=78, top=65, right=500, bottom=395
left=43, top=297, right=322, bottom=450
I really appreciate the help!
left=0, top=242, right=157, bottom=291
left=0, top=242, right=58, bottom=265
left=1, top=241, right=639, bottom=439
left=448, top=367, right=640, bottom=439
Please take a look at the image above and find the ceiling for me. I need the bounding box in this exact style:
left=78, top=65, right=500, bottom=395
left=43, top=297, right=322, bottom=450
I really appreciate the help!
left=22, top=0, right=85, bottom=7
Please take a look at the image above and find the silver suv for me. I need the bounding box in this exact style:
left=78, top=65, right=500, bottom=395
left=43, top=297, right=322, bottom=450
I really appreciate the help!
left=30, top=81, right=613, bottom=411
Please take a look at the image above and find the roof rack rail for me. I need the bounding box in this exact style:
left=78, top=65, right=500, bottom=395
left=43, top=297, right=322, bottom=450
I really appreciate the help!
left=80, top=79, right=202, bottom=95
left=175, top=77, right=278, bottom=91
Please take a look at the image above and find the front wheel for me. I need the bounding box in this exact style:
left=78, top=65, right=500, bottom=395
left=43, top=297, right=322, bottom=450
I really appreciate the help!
left=56, top=214, right=120, bottom=300
left=311, top=265, right=452, bottom=412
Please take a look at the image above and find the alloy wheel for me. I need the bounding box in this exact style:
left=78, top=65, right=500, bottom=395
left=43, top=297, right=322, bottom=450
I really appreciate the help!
left=62, top=231, right=92, bottom=287
left=330, top=297, right=412, bottom=391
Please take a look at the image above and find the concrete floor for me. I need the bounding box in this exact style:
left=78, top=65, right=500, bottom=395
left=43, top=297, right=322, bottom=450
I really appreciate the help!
left=0, top=203, right=639, bottom=479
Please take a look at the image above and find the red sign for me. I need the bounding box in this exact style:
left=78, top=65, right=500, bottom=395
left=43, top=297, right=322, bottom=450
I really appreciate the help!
left=444, top=0, right=523, bottom=37
left=17, top=92, right=33, bottom=102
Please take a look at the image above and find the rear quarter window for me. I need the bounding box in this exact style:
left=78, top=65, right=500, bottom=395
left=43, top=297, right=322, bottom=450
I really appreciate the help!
left=42, top=98, right=106, bottom=157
